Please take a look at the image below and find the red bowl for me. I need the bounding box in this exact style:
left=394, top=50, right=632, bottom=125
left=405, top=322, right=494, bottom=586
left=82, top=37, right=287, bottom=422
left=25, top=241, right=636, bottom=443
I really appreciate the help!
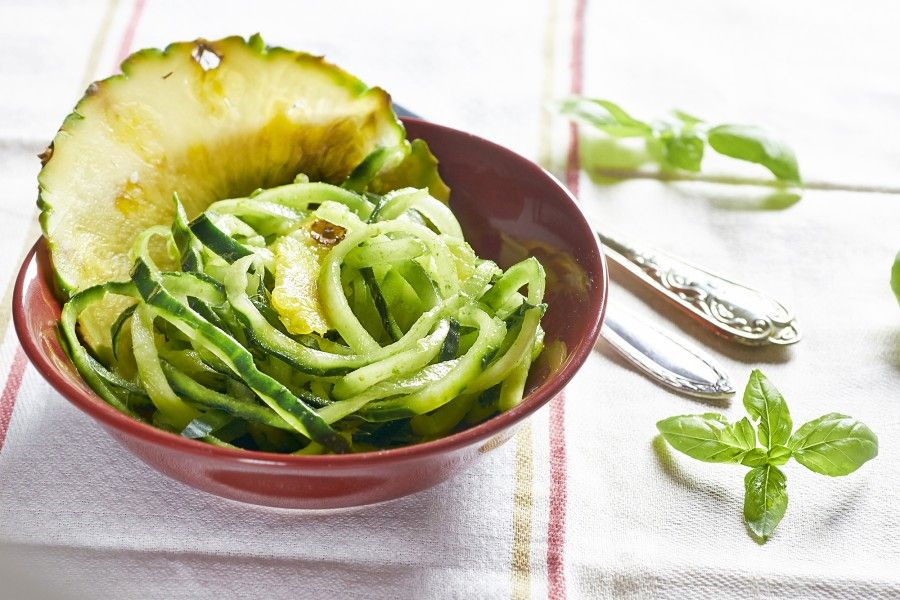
left=13, top=118, right=607, bottom=509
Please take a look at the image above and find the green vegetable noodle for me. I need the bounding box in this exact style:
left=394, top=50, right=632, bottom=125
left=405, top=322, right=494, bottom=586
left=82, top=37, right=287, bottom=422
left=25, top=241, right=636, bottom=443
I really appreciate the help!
left=59, top=177, right=547, bottom=454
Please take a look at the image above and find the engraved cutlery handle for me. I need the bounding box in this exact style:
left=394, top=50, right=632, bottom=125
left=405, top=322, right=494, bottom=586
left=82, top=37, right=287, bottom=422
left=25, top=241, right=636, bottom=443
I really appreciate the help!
left=598, top=231, right=800, bottom=346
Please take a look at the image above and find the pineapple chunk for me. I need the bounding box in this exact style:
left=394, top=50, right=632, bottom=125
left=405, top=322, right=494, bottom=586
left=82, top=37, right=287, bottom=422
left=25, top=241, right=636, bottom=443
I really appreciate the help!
left=271, top=232, right=331, bottom=336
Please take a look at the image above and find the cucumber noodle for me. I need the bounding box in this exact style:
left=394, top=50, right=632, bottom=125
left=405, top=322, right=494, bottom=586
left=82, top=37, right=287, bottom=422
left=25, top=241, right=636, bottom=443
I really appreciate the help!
left=59, top=177, right=547, bottom=454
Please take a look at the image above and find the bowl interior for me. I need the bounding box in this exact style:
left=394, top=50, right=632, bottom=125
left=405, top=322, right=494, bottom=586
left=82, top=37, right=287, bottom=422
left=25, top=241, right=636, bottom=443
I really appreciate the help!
left=15, top=118, right=607, bottom=461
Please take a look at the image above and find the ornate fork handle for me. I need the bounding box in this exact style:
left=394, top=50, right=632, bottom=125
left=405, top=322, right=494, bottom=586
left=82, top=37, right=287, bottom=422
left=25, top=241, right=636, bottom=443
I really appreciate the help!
left=598, top=231, right=801, bottom=346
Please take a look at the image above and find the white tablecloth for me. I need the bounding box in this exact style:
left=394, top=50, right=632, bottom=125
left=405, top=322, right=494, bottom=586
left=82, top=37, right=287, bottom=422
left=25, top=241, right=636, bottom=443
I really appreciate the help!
left=1, top=1, right=898, bottom=598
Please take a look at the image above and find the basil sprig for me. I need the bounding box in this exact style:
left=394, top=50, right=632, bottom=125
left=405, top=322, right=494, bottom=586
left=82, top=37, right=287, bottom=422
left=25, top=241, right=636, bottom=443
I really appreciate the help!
left=657, top=370, right=877, bottom=542
left=559, top=97, right=802, bottom=185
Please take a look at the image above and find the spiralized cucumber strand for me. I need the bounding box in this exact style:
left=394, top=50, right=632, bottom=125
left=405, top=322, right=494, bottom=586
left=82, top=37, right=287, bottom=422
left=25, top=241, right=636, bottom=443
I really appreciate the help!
left=318, top=360, right=460, bottom=424
left=131, top=303, right=199, bottom=428
left=360, top=305, right=506, bottom=420
left=344, top=237, right=428, bottom=269
left=467, top=305, right=545, bottom=394
left=332, top=320, right=450, bottom=400
left=371, top=188, right=463, bottom=239
left=228, top=182, right=374, bottom=219
left=58, top=282, right=142, bottom=416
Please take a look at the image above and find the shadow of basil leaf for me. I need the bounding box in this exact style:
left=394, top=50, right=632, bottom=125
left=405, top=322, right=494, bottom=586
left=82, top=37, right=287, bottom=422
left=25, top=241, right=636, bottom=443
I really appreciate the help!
left=707, top=187, right=802, bottom=211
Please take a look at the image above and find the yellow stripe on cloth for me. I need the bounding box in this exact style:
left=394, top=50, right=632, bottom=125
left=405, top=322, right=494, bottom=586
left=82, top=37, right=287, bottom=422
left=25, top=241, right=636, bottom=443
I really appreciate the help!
left=510, top=421, right=535, bottom=600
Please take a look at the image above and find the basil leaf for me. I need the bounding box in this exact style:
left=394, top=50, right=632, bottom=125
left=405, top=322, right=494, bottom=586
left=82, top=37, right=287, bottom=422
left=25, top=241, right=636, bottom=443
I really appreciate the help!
left=707, top=124, right=801, bottom=184
left=731, top=416, right=757, bottom=451
left=671, top=109, right=703, bottom=125
left=742, top=369, right=792, bottom=449
left=740, top=448, right=768, bottom=467
left=744, top=465, right=788, bottom=541
left=789, top=413, right=878, bottom=476
left=591, top=99, right=652, bottom=130
left=891, top=251, right=900, bottom=306
left=558, top=97, right=652, bottom=138
left=656, top=413, right=755, bottom=463
left=663, top=130, right=704, bottom=171
left=767, top=445, right=792, bottom=466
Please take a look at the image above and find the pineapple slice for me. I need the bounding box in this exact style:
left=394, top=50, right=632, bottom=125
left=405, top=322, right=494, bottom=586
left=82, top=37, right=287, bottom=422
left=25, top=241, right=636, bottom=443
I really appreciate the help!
left=38, top=35, right=412, bottom=350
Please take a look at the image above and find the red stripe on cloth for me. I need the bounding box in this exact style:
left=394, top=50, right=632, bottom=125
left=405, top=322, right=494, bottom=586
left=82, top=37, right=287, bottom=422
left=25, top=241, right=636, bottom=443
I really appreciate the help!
left=549, top=0, right=587, bottom=597
left=115, top=0, right=146, bottom=64
left=564, top=0, right=587, bottom=192
left=564, top=122, right=581, bottom=192
left=546, top=391, right=569, bottom=600
left=0, top=347, right=28, bottom=451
